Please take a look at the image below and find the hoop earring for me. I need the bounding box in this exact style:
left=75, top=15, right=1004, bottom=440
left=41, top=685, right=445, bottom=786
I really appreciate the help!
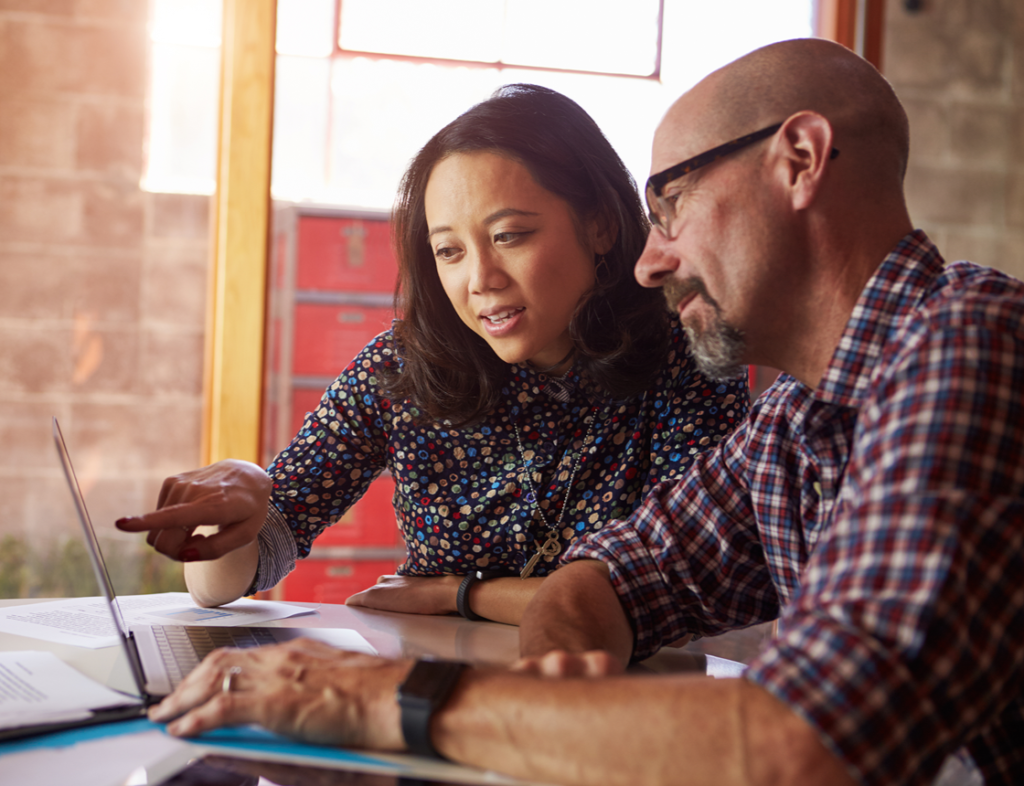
left=594, top=255, right=611, bottom=287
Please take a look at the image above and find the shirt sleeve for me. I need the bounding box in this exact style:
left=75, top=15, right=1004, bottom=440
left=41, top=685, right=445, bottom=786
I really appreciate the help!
left=563, top=414, right=780, bottom=661
left=251, top=504, right=298, bottom=592
left=745, top=320, right=1024, bottom=786
left=266, top=332, right=395, bottom=559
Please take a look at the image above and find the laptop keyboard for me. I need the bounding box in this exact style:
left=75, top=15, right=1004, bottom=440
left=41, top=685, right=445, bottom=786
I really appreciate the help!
left=151, top=625, right=280, bottom=689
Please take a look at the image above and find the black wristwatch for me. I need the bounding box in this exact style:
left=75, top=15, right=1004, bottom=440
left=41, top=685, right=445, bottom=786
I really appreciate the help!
left=456, top=568, right=508, bottom=621
left=396, top=658, right=467, bottom=759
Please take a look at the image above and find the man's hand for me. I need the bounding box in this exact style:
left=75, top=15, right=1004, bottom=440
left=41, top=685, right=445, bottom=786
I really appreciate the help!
left=345, top=574, right=462, bottom=615
left=511, top=649, right=625, bottom=677
left=115, top=459, right=272, bottom=562
left=149, top=638, right=411, bottom=751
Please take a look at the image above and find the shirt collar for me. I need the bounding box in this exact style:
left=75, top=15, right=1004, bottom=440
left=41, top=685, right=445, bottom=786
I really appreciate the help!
left=815, top=229, right=946, bottom=408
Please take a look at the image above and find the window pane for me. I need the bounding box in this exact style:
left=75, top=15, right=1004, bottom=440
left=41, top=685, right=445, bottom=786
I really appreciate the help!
left=339, top=0, right=505, bottom=63
left=277, top=0, right=335, bottom=57
left=272, top=56, right=332, bottom=199
left=326, top=57, right=502, bottom=208
left=661, top=0, right=814, bottom=93
left=150, top=0, right=222, bottom=46
left=143, top=42, right=220, bottom=194
left=502, top=0, right=661, bottom=76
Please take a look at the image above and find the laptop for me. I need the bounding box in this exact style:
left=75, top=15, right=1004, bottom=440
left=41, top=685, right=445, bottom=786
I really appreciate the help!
left=0, top=418, right=364, bottom=741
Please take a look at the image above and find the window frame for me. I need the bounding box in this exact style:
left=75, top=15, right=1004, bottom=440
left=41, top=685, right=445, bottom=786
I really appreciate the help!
left=329, top=0, right=666, bottom=81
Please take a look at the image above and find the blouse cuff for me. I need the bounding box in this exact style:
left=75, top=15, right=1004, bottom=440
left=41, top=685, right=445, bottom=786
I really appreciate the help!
left=250, top=504, right=298, bottom=593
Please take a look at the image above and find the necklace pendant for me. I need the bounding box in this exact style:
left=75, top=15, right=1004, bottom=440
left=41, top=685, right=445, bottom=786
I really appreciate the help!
left=519, top=551, right=542, bottom=579
left=519, top=534, right=562, bottom=579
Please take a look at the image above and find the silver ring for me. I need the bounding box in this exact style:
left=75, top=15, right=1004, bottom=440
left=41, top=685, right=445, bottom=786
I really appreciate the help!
left=221, top=665, right=242, bottom=694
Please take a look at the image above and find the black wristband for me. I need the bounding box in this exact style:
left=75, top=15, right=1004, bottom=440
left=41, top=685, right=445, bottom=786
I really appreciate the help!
left=456, top=572, right=484, bottom=621
left=396, top=659, right=467, bottom=759
left=456, top=569, right=509, bottom=621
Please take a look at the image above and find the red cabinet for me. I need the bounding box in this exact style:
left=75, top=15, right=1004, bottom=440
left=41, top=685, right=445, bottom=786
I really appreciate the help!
left=291, top=303, right=395, bottom=378
left=296, top=215, right=398, bottom=292
left=264, top=206, right=406, bottom=603
left=282, top=559, right=400, bottom=605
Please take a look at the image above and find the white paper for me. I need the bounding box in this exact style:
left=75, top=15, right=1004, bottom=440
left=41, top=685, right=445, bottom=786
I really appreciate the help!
left=0, top=593, right=315, bottom=649
left=0, top=651, right=136, bottom=730
left=0, top=729, right=195, bottom=786
left=706, top=653, right=747, bottom=678
left=291, top=627, right=378, bottom=655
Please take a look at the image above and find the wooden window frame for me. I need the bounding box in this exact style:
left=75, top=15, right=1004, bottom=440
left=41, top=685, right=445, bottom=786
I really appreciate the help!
left=330, top=0, right=667, bottom=81
left=816, top=0, right=886, bottom=69
left=203, top=0, right=277, bottom=464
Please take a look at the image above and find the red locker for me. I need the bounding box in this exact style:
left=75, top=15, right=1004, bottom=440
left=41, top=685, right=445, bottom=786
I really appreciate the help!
left=266, top=206, right=405, bottom=605
left=296, top=216, right=399, bottom=292
left=291, top=303, right=395, bottom=377
left=290, top=387, right=326, bottom=436
left=313, top=474, right=399, bottom=547
left=282, top=559, right=401, bottom=605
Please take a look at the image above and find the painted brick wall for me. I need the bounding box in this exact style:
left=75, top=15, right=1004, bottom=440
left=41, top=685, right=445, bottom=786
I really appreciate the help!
left=885, top=0, right=1024, bottom=279
left=0, top=1, right=204, bottom=595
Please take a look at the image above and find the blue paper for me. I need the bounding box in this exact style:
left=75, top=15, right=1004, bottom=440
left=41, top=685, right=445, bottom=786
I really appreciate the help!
left=0, top=717, right=400, bottom=770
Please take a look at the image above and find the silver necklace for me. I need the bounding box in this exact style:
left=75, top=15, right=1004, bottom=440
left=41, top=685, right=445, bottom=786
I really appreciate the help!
left=513, top=411, right=596, bottom=579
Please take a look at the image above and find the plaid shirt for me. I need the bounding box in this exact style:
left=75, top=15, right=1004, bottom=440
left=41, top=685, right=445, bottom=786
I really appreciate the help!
left=565, top=231, right=1024, bottom=786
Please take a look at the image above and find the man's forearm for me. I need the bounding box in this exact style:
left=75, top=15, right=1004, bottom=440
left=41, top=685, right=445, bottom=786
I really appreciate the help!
left=518, top=559, right=634, bottom=662
left=432, top=670, right=856, bottom=786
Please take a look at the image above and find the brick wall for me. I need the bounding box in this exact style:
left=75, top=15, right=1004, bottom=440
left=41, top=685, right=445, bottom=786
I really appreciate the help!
left=0, top=1, right=205, bottom=595
left=885, top=0, right=1024, bottom=279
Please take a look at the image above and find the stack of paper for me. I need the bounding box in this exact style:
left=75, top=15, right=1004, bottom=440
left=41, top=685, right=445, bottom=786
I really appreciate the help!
left=0, top=651, right=136, bottom=732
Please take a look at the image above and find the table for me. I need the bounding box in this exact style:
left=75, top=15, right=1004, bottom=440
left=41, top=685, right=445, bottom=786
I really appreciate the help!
left=0, top=599, right=980, bottom=786
left=0, top=597, right=767, bottom=786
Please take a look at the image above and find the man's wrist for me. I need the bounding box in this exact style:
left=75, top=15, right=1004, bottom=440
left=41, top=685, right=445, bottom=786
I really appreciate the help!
left=396, top=659, right=467, bottom=759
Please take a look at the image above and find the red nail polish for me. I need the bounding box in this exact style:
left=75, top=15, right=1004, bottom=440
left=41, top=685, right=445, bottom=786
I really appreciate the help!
left=180, top=548, right=200, bottom=561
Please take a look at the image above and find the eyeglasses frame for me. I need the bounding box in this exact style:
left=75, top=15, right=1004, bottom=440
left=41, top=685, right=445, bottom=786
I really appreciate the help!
left=645, top=122, right=840, bottom=239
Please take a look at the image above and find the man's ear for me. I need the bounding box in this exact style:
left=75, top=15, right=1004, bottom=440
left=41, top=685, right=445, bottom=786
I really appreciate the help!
left=589, top=209, right=619, bottom=256
left=773, top=111, right=834, bottom=211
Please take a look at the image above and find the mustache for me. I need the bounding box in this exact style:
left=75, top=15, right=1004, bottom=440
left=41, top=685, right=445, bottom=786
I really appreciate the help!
left=662, top=276, right=719, bottom=313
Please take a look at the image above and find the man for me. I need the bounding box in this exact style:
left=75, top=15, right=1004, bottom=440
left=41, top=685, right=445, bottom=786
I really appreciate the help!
left=149, top=39, right=1023, bottom=786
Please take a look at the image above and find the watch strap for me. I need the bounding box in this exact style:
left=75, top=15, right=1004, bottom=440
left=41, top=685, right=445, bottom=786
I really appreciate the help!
left=456, top=569, right=512, bottom=621
left=397, top=659, right=467, bottom=759
left=456, top=572, right=486, bottom=621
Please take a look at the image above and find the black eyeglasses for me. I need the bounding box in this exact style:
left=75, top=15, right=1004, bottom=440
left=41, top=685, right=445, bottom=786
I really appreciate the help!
left=645, top=122, right=840, bottom=239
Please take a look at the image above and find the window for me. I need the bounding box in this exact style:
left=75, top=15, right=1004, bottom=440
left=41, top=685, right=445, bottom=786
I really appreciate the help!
left=144, top=0, right=814, bottom=206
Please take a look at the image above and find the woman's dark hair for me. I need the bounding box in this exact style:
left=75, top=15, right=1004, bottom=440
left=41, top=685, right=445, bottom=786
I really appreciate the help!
left=383, top=83, right=669, bottom=426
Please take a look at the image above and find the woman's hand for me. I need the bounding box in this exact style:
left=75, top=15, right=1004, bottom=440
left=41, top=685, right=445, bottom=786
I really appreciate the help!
left=345, top=575, right=462, bottom=616
left=149, top=638, right=412, bottom=750
left=115, top=459, right=272, bottom=562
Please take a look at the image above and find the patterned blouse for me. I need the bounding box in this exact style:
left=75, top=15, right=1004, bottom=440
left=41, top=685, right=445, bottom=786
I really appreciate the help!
left=253, top=315, right=749, bottom=588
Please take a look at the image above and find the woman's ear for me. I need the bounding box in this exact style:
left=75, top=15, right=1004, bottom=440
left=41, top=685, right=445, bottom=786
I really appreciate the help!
left=589, top=209, right=619, bottom=256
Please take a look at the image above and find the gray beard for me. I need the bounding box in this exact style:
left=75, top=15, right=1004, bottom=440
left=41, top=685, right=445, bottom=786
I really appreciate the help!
left=664, top=277, right=747, bottom=381
left=682, top=316, right=746, bottom=381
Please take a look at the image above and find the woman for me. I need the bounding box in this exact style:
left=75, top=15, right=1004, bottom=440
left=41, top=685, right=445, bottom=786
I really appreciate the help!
left=118, top=85, right=748, bottom=624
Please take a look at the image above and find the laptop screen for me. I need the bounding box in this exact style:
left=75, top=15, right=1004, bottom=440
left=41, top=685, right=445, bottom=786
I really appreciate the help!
left=52, top=416, right=146, bottom=697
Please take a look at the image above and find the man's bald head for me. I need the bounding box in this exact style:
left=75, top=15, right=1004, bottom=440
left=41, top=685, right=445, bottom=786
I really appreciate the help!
left=656, top=38, right=909, bottom=189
